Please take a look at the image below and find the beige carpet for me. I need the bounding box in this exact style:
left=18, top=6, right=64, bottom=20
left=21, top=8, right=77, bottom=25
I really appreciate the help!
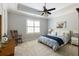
left=15, top=40, right=78, bottom=56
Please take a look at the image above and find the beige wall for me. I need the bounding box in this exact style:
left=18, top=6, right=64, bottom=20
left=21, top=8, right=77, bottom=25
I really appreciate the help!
left=48, top=3, right=79, bottom=32
left=8, top=12, right=48, bottom=42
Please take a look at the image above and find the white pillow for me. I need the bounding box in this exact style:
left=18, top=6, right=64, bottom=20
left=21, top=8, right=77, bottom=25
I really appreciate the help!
left=57, top=30, right=69, bottom=36
left=51, top=31, right=57, bottom=36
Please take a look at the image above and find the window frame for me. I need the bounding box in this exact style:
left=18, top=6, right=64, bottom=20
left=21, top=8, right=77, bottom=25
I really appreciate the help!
left=26, top=19, right=40, bottom=34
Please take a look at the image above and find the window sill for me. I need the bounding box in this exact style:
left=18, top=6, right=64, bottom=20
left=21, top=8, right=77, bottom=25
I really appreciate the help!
left=26, top=33, right=41, bottom=35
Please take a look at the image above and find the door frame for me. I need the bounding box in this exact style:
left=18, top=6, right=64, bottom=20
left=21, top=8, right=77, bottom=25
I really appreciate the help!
left=0, top=15, right=2, bottom=40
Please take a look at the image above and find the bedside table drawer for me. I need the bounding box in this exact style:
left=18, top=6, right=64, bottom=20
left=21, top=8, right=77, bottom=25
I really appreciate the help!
left=0, top=47, right=14, bottom=56
left=0, top=49, right=3, bottom=55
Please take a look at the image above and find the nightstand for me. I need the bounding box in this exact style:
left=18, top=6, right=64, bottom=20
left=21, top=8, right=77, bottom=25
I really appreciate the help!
left=71, top=37, right=78, bottom=46
left=0, top=38, right=15, bottom=56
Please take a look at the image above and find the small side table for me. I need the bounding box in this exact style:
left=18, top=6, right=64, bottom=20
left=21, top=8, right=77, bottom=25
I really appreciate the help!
left=71, top=37, right=79, bottom=47
left=0, top=38, right=15, bottom=56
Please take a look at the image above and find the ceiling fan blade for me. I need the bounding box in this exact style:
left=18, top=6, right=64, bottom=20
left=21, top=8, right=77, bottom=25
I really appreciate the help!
left=41, top=13, right=44, bottom=15
left=47, top=8, right=56, bottom=11
left=47, top=12, right=51, bottom=14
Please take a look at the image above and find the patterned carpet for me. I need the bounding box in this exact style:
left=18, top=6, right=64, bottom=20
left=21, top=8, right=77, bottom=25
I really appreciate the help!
left=15, top=40, right=78, bottom=56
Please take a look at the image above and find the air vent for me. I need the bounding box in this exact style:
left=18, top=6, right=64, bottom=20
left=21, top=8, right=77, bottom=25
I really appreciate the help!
left=17, top=4, right=40, bottom=15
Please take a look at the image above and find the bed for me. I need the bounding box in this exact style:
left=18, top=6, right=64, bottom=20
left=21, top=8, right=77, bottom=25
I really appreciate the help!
left=38, top=30, right=70, bottom=51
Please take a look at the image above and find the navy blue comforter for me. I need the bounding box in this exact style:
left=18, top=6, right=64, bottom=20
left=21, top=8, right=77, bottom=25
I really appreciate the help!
left=42, top=35, right=64, bottom=46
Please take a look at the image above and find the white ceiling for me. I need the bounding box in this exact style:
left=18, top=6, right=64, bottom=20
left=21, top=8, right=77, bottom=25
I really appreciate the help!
left=22, top=3, right=73, bottom=11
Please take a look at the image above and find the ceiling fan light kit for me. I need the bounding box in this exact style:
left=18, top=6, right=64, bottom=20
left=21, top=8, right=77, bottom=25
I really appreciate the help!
left=41, top=12, right=48, bottom=16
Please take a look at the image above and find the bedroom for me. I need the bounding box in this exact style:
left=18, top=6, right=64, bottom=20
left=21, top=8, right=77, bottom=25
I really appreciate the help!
left=0, top=3, right=79, bottom=56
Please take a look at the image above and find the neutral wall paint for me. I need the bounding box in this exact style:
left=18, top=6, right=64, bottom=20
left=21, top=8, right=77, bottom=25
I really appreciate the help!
left=48, top=4, right=79, bottom=32
left=8, top=12, right=48, bottom=42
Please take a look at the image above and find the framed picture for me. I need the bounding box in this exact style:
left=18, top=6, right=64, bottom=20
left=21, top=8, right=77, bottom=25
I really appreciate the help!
left=56, top=21, right=67, bottom=28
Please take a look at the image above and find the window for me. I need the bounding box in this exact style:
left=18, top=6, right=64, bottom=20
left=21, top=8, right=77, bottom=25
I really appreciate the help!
left=26, top=20, right=40, bottom=33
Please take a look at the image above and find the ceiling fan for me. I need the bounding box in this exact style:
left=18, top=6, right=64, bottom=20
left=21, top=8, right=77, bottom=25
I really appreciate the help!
left=38, top=3, right=56, bottom=16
